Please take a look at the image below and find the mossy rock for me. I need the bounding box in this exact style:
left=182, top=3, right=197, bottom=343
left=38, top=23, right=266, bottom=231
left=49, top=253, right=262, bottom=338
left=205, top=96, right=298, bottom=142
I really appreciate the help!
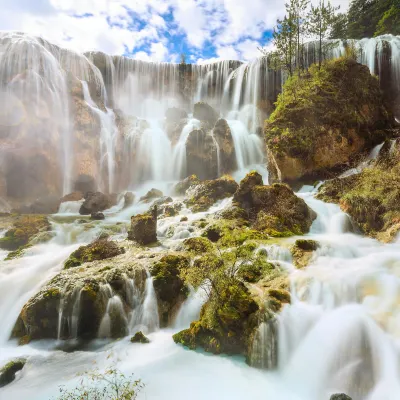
left=265, top=57, right=393, bottom=183
left=64, top=239, right=124, bottom=269
left=237, top=262, right=275, bottom=283
left=139, top=188, right=163, bottom=203
left=174, top=175, right=200, bottom=195
left=130, top=331, right=150, bottom=344
left=183, top=237, right=214, bottom=254
left=0, top=358, right=26, bottom=387
left=0, top=215, right=50, bottom=251
left=128, top=208, right=157, bottom=245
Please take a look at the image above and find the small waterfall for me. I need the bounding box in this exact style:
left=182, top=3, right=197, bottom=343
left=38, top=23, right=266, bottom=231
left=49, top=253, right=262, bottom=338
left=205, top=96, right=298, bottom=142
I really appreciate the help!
left=174, top=286, right=207, bottom=330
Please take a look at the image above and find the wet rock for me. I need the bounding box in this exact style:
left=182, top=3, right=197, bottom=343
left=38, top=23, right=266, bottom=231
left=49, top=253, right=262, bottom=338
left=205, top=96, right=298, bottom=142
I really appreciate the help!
left=91, top=212, right=105, bottom=220
left=123, top=192, right=135, bottom=209
left=265, top=58, right=393, bottom=183
left=330, top=395, right=352, bottom=400
left=74, top=174, right=96, bottom=195
left=158, top=201, right=183, bottom=218
left=61, top=192, right=84, bottom=203
left=185, top=129, right=219, bottom=180
left=185, top=175, right=238, bottom=212
left=64, top=239, right=124, bottom=269
left=174, top=175, right=200, bottom=195
left=130, top=331, right=150, bottom=344
left=128, top=207, right=157, bottom=245
left=213, top=118, right=236, bottom=173
left=139, top=188, right=163, bottom=203
left=152, top=196, right=173, bottom=207
left=193, top=102, right=219, bottom=128
left=0, top=358, right=26, bottom=387
left=180, top=216, right=188, bottom=222
left=151, top=254, right=189, bottom=326
left=0, top=215, right=51, bottom=251
left=234, top=171, right=316, bottom=236
left=26, top=195, right=61, bottom=214
left=166, top=107, right=188, bottom=122
left=79, top=192, right=116, bottom=215
left=183, top=237, right=214, bottom=254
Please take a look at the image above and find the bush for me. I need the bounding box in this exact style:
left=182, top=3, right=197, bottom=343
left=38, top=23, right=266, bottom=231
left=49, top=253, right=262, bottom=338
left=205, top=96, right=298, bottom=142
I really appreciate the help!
left=56, top=367, right=143, bottom=400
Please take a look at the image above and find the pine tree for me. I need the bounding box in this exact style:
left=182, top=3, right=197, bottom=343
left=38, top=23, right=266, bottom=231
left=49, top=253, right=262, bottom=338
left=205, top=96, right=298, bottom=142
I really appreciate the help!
left=308, top=0, right=339, bottom=68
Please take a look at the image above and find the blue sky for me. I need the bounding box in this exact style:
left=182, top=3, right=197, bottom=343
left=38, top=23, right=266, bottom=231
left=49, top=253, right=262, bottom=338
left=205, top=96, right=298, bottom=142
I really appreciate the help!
left=0, top=0, right=349, bottom=63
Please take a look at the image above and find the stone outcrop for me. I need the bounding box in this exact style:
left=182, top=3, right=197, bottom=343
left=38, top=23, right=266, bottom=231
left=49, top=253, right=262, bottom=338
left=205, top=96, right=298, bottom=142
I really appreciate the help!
left=233, top=171, right=316, bottom=236
left=128, top=207, right=158, bottom=245
left=174, top=175, right=200, bottom=195
left=185, top=175, right=238, bottom=212
left=193, top=102, right=219, bottom=128
left=139, top=188, right=163, bottom=203
left=290, top=239, right=319, bottom=268
left=79, top=191, right=116, bottom=215
left=265, top=58, right=393, bottom=184
left=213, top=118, right=236, bottom=173
left=0, top=358, right=26, bottom=388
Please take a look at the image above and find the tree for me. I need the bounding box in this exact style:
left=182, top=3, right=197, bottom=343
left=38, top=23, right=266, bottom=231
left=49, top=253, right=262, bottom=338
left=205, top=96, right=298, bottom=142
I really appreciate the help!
left=330, top=13, right=349, bottom=39
left=180, top=53, right=186, bottom=65
left=374, top=0, right=400, bottom=36
left=308, top=0, right=339, bottom=68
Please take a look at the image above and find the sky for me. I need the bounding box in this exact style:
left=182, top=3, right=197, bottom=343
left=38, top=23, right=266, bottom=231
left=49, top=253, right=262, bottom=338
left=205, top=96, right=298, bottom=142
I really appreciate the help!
left=0, top=0, right=350, bottom=64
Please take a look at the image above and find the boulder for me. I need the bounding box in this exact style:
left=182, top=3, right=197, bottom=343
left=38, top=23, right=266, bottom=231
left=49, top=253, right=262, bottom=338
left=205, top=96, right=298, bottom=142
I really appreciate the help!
left=213, top=119, right=236, bottom=173
left=185, top=175, right=238, bottom=212
left=27, top=196, right=61, bottom=214
left=185, top=129, right=219, bottom=180
left=79, top=192, right=116, bottom=215
left=130, top=331, right=150, bottom=344
left=166, top=107, right=188, bottom=122
left=64, top=239, right=124, bottom=269
left=152, top=196, right=173, bottom=207
left=330, top=395, right=352, bottom=400
left=61, top=192, right=83, bottom=203
left=73, top=174, right=96, bottom=195
left=265, top=58, right=393, bottom=184
left=91, top=212, right=105, bottom=220
left=193, top=102, right=219, bottom=128
left=139, top=188, right=163, bottom=203
left=150, top=254, right=189, bottom=326
left=128, top=207, right=157, bottom=245
left=123, top=191, right=135, bottom=208
left=158, top=201, right=183, bottom=218
left=174, top=175, right=200, bottom=195
left=0, top=358, right=26, bottom=388
left=290, top=239, right=319, bottom=268
left=234, top=171, right=316, bottom=236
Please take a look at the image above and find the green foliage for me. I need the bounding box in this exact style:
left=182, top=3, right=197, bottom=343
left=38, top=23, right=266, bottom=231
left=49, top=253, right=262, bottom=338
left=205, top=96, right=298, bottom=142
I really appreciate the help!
left=56, top=367, right=143, bottom=400
left=374, top=0, right=400, bottom=36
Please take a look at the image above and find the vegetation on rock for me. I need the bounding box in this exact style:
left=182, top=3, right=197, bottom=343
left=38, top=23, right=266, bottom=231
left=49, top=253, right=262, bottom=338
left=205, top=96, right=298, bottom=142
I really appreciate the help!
left=265, top=57, right=392, bottom=183
left=291, top=239, right=319, bottom=268
left=174, top=175, right=200, bottom=195
left=128, top=207, right=158, bottom=245
left=64, top=239, right=124, bottom=269
left=130, top=331, right=150, bottom=344
left=0, top=358, right=26, bottom=387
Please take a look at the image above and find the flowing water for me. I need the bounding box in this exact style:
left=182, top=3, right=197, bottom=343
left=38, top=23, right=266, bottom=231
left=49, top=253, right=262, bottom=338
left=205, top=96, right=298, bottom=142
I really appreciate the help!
left=0, top=32, right=400, bottom=400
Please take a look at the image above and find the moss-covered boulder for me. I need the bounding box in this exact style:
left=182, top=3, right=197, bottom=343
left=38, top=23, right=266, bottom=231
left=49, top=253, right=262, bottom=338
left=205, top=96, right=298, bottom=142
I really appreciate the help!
left=0, top=215, right=51, bottom=251
left=185, top=175, right=238, bottom=212
left=123, top=192, right=135, bottom=208
left=317, top=164, right=400, bottom=242
left=233, top=172, right=316, bottom=236
left=183, top=237, right=214, bottom=254
left=330, top=395, right=352, bottom=400
left=128, top=207, right=157, bottom=245
left=193, top=102, right=219, bottom=128
left=237, top=261, right=275, bottom=283
left=150, top=255, right=190, bottom=326
left=64, top=239, right=124, bottom=269
left=173, top=281, right=258, bottom=355
left=174, top=175, right=200, bottom=195
left=130, top=331, right=150, bottom=344
left=61, top=191, right=84, bottom=203
left=265, top=58, right=393, bottom=183
left=0, top=358, right=26, bottom=387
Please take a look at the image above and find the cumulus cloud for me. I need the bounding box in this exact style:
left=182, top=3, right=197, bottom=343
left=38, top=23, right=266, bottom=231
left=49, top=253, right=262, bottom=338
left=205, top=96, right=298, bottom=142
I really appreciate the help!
left=0, top=0, right=350, bottom=62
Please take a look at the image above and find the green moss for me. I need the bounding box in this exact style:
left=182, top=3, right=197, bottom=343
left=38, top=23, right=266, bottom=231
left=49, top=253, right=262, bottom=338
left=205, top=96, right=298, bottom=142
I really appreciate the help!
left=295, top=239, right=319, bottom=251
left=0, top=359, right=26, bottom=387
left=183, top=237, right=214, bottom=254
left=130, top=331, right=150, bottom=344
left=64, top=239, right=124, bottom=269
left=237, top=262, right=275, bottom=283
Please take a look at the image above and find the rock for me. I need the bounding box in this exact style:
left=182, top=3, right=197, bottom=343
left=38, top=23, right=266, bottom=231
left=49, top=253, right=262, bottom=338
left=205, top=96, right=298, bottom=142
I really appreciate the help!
left=174, top=175, right=200, bottom=195
left=91, top=212, right=105, bottom=220
left=265, top=58, right=393, bottom=184
left=123, top=192, right=135, bottom=208
left=130, top=331, right=150, bottom=344
left=61, top=192, right=83, bottom=203
left=180, top=216, right=188, bottom=222
left=185, top=175, right=238, bottom=212
left=330, top=395, right=352, bottom=400
left=185, top=129, right=219, bottom=180
left=0, top=358, right=26, bottom=387
left=28, top=195, right=61, bottom=214
left=317, top=163, right=400, bottom=242
left=139, top=188, right=163, bottom=203
left=152, top=196, right=173, bottom=207
left=0, top=215, right=51, bottom=251
left=151, top=254, right=189, bottom=326
left=128, top=207, right=157, bottom=245
left=79, top=192, right=116, bottom=215
left=158, top=201, right=183, bottom=218
left=165, top=108, right=188, bottom=144
left=234, top=172, right=316, bottom=236
left=215, top=205, right=249, bottom=222
left=74, top=174, right=96, bottom=195
left=64, top=239, right=124, bottom=269
left=213, top=119, right=236, bottom=173
left=237, top=262, right=275, bottom=283
left=183, top=237, right=214, bottom=254
left=193, top=102, right=219, bottom=128
left=166, top=107, right=188, bottom=123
